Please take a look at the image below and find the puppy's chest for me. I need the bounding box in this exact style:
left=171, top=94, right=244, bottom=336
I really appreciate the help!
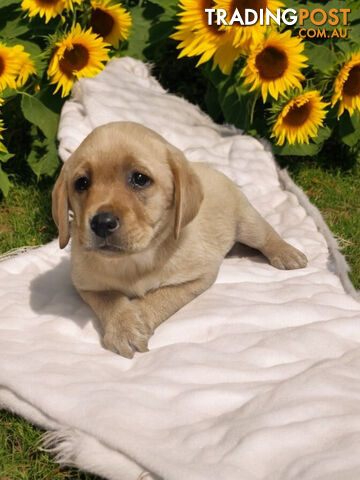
left=73, top=255, right=171, bottom=298
left=73, top=254, right=196, bottom=298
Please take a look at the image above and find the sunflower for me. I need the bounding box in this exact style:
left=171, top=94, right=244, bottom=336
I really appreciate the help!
left=21, top=0, right=80, bottom=23
left=215, top=0, right=283, bottom=51
left=0, top=43, right=23, bottom=91
left=272, top=90, right=328, bottom=145
left=9, top=45, right=36, bottom=87
left=0, top=100, right=6, bottom=153
left=0, top=118, right=6, bottom=153
left=90, top=0, right=131, bottom=48
left=171, top=0, right=240, bottom=74
left=241, top=30, right=307, bottom=102
left=332, top=52, right=360, bottom=117
left=48, top=24, right=110, bottom=97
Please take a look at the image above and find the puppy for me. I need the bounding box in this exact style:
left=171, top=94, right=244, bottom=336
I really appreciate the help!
left=52, top=122, right=307, bottom=358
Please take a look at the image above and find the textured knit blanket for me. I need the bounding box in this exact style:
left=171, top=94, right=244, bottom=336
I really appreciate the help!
left=1, top=58, right=360, bottom=480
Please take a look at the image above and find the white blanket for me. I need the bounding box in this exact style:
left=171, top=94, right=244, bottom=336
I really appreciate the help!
left=1, top=58, right=360, bottom=480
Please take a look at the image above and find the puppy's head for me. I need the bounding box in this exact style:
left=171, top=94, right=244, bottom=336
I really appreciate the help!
left=52, top=122, right=203, bottom=254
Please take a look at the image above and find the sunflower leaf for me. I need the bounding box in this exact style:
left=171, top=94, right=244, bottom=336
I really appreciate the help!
left=0, top=17, right=29, bottom=40
left=0, top=164, right=11, bottom=197
left=304, top=44, right=337, bottom=73
left=21, top=95, right=59, bottom=141
left=147, top=0, right=178, bottom=14
left=0, top=0, right=21, bottom=9
left=119, top=5, right=153, bottom=59
left=0, top=151, right=14, bottom=164
left=274, top=141, right=324, bottom=157
left=339, top=112, right=360, bottom=147
left=27, top=138, right=60, bottom=179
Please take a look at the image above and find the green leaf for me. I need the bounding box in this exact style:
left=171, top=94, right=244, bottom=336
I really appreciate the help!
left=36, top=86, right=65, bottom=115
left=0, top=87, right=16, bottom=99
left=339, top=111, right=360, bottom=147
left=0, top=0, right=21, bottom=8
left=21, top=95, right=59, bottom=140
left=313, top=126, right=332, bottom=144
left=350, top=23, right=360, bottom=44
left=274, top=126, right=331, bottom=156
left=119, top=5, right=153, bottom=60
left=148, top=0, right=178, bottom=14
left=274, top=141, right=324, bottom=156
left=0, top=164, right=11, bottom=197
left=304, top=44, right=337, bottom=73
left=0, top=151, right=14, bottom=163
left=0, top=17, right=29, bottom=39
left=27, top=138, right=60, bottom=179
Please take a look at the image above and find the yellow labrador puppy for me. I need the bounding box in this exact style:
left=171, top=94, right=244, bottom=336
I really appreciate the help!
left=52, top=122, right=307, bottom=358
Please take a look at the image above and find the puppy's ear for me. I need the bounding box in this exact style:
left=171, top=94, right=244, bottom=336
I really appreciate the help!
left=167, top=145, right=203, bottom=240
left=52, top=166, right=70, bottom=249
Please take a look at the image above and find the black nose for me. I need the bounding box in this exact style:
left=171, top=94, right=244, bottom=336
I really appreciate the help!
left=90, top=212, right=120, bottom=238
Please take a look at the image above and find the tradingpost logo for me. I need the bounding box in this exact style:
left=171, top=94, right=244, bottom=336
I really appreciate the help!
left=205, top=7, right=351, bottom=39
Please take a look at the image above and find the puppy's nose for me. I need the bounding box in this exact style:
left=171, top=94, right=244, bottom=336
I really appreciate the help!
left=90, top=212, right=120, bottom=238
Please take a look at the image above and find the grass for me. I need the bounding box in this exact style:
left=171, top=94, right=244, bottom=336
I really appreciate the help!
left=280, top=159, right=360, bottom=289
left=0, top=179, right=56, bottom=253
left=0, top=410, right=97, bottom=480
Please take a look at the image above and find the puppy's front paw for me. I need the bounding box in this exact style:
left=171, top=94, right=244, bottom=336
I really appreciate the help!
left=103, top=304, right=153, bottom=359
left=269, top=242, right=307, bottom=270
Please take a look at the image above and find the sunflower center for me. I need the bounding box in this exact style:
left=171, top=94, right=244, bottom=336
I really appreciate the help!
left=0, top=57, right=4, bottom=76
left=230, top=0, right=267, bottom=16
left=59, top=44, right=89, bottom=77
left=283, top=101, right=311, bottom=127
left=255, top=46, right=288, bottom=80
left=343, top=65, right=360, bottom=97
left=202, top=0, right=225, bottom=35
left=37, top=0, right=62, bottom=5
left=91, top=8, right=115, bottom=38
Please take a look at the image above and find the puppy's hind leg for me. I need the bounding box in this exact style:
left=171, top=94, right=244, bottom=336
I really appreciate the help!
left=235, top=190, right=307, bottom=270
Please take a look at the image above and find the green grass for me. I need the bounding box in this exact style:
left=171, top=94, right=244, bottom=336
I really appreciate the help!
left=281, top=160, right=360, bottom=289
left=0, top=160, right=359, bottom=478
left=0, top=410, right=97, bottom=480
left=0, top=179, right=56, bottom=253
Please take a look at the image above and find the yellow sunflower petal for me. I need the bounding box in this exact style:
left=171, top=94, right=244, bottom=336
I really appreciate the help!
left=272, top=91, right=328, bottom=146
left=0, top=43, right=23, bottom=91
left=90, top=0, right=131, bottom=48
left=332, top=52, right=360, bottom=117
left=21, top=0, right=69, bottom=23
left=10, top=45, right=36, bottom=87
left=241, top=30, right=307, bottom=103
left=47, top=24, right=110, bottom=98
left=171, top=0, right=240, bottom=74
left=215, top=0, right=284, bottom=52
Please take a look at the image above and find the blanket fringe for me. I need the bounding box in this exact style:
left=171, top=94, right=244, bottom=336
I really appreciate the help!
left=41, top=429, right=158, bottom=480
left=0, top=245, right=41, bottom=263
left=41, top=429, right=78, bottom=466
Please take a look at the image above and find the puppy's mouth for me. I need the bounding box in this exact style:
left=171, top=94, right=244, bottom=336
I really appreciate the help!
left=85, top=240, right=125, bottom=255
left=99, top=243, right=123, bottom=253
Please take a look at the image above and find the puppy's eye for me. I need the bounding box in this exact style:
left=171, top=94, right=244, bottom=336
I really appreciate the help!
left=74, top=176, right=90, bottom=192
left=131, top=172, right=152, bottom=188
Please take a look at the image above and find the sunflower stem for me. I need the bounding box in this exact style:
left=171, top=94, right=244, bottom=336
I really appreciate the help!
left=250, top=91, right=259, bottom=127
left=72, top=8, right=77, bottom=29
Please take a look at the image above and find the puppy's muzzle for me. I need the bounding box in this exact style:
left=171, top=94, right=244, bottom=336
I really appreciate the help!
left=90, top=212, right=120, bottom=238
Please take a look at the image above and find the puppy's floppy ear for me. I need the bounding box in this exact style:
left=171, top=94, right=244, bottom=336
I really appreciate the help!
left=52, top=165, right=70, bottom=249
left=167, top=145, right=204, bottom=240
